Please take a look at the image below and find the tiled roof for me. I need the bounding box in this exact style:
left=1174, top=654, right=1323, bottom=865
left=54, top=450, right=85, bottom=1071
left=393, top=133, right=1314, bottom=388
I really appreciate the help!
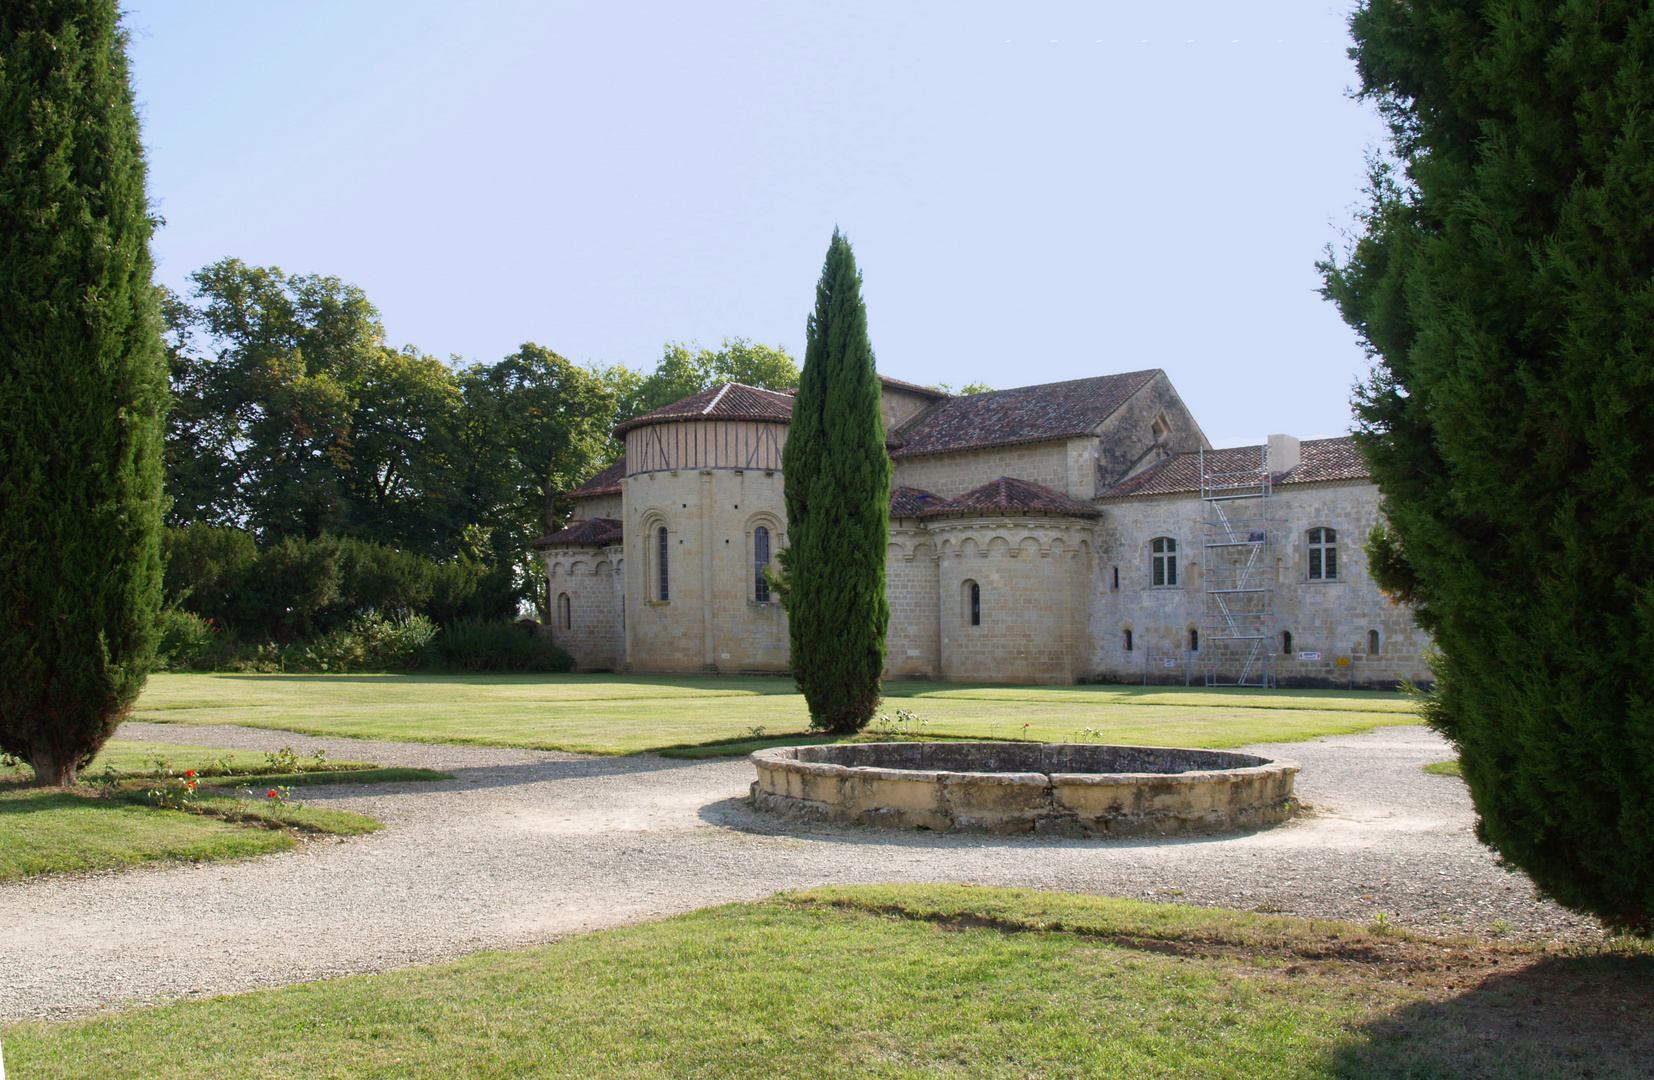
left=888, top=370, right=1161, bottom=458
left=568, top=458, right=626, bottom=497
left=879, top=375, right=948, bottom=399
left=612, top=382, right=796, bottom=436
left=889, top=486, right=945, bottom=518
left=1100, top=437, right=1370, bottom=499
left=530, top=517, right=624, bottom=550
left=916, top=477, right=1100, bottom=520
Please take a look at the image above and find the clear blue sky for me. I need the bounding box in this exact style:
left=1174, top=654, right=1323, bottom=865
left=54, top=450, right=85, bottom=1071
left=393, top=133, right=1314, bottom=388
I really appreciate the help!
left=125, top=1, right=1386, bottom=448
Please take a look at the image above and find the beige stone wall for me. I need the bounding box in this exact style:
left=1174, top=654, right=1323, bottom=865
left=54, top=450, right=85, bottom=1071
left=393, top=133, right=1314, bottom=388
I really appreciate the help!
left=892, top=441, right=1072, bottom=501
left=569, top=492, right=621, bottom=522
left=1090, top=480, right=1433, bottom=688
left=621, top=459, right=790, bottom=674
left=885, top=523, right=940, bottom=679
left=881, top=386, right=937, bottom=433
left=541, top=545, right=624, bottom=670
left=1095, top=371, right=1210, bottom=488
left=928, top=517, right=1093, bottom=684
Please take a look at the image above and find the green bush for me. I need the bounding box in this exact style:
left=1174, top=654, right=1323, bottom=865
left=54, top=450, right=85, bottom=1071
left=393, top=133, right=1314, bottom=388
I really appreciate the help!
left=282, top=614, right=438, bottom=674
left=153, top=609, right=219, bottom=671
left=162, top=525, right=519, bottom=642
left=425, top=619, right=573, bottom=673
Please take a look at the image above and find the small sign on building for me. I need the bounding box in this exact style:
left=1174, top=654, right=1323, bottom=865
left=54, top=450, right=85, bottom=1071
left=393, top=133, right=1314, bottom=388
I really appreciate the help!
left=1336, top=656, right=1350, bottom=667
left=1162, top=658, right=1177, bottom=668
left=1298, top=651, right=1322, bottom=661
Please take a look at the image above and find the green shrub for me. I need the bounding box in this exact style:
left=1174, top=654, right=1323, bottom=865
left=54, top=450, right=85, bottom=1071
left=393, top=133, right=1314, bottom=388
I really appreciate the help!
left=282, top=614, right=437, bottom=673
left=153, top=609, right=219, bottom=671
left=425, top=619, right=573, bottom=673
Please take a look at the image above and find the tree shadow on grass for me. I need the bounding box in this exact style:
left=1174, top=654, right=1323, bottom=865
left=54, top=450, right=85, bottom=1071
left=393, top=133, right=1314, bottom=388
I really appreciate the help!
left=1327, top=951, right=1654, bottom=1078
left=0, top=789, right=134, bottom=815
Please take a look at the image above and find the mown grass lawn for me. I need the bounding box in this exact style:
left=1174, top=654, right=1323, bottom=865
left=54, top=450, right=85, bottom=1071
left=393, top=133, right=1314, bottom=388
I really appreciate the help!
left=129, top=672, right=1420, bottom=755
left=0, top=737, right=399, bottom=882
left=5, top=885, right=1648, bottom=1079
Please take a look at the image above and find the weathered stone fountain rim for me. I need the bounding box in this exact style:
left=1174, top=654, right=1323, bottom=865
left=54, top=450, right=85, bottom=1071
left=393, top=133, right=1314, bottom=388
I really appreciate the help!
left=749, top=742, right=1302, bottom=788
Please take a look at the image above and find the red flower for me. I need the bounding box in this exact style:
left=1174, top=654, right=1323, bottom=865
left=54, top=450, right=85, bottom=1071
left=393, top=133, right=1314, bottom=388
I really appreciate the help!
left=267, top=789, right=279, bottom=798
left=184, top=770, right=195, bottom=778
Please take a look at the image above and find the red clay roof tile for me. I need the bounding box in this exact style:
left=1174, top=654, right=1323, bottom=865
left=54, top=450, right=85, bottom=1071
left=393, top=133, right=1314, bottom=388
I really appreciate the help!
left=1100, top=437, right=1369, bottom=499
left=888, top=371, right=1160, bottom=458
left=612, top=383, right=796, bottom=437
left=916, top=477, right=1100, bottom=520
left=530, top=517, right=624, bottom=549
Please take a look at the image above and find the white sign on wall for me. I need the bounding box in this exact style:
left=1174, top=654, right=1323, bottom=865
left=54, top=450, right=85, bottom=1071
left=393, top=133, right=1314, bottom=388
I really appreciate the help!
left=1162, top=659, right=1177, bottom=668
left=1298, top=651, right=1322, bottom=661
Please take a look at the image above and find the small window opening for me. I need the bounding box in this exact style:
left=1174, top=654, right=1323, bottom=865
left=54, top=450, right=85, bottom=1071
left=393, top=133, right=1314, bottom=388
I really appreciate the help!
left=1124, top=628, right=1134, bottom=652
left=1111, top=566, right=1119, bottom=590
left=657, top=526, right=670, bottom=602
left=557, top=593, right=571, bottom=630
left=1368, top=629, right=1381, bottom=655
left=1308, top=527, right=1338, bottom=580
left=1150, top=413, right=1169, bottom=440
left=1152, top=537, right=1178, bottom=586
left=1281, top=630, right=1293, bottom=655
left=753, top=526, right=771, bottom=602
left=1188, top=628, right=1199, bottom=652
left=963, top=580, right=981, bottom=626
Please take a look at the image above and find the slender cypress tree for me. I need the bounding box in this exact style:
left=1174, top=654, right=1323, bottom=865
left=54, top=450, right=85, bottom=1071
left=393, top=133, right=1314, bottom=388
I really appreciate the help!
left=780, top=231, right=891, bottom=732
left=1324, top=1, right=1654, bottom=931
left=0, top=1, right=167, bottom=785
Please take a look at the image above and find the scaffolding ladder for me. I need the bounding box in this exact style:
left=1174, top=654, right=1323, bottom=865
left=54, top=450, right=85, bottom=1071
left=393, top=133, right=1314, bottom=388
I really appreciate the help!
left=1200, top=446, right=1277, bottom=687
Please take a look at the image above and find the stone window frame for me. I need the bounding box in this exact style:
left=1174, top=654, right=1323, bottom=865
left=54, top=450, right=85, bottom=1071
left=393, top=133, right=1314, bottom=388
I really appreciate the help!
left=1281, top=630, right=1294, bottom=655
left=962, top=579, right=981, bottom=627
left=638, top=510, right=675, bottom=604
left=1306, top=526, right=1340, bottom=582
left=1123, top=628, right=1134, bottom=652
left=1149, top=536, right=1180, bottom=587
left=744, top=512, right=785, bottom=605
left=1367, top=628, right=1381, bottom=655
left=557, top=592, right=571, bottom=630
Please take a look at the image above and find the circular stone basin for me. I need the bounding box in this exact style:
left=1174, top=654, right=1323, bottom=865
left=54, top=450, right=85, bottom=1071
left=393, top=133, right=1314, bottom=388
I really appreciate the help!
left=750, top=742, right=1300, bottom=836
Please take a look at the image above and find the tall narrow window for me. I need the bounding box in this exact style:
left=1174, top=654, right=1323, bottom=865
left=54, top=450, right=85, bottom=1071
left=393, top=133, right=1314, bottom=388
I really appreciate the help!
left=1282, top=630, right=1293, bottom=655
left=1111, top=566, right=1119, bottom=590
left=1124, top=628, right=1134, bottom=652
left=1188, top=628, right=1199, bottom=652
left=657, top=526, right=670, bottom=601
left=1308, top=527, right=1338, bottom=580
left=1368, top=629, right=1381, bottom=655
left=557, top=592, right=571, bottom=630
left=753, top=526, right=771, bottom=602
left=1152, top=537, right=1178, bottom=586
left=970, top=582, right=981, bottom=626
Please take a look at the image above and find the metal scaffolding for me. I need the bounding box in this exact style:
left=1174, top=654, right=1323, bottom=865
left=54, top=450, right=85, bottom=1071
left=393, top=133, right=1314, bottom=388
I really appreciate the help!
left=1200, top=445, right=1278, bottom=687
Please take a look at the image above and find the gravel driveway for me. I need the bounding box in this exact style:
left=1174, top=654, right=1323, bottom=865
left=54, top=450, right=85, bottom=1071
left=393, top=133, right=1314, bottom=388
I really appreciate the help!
left=0, top=722, right=1600, bottom=1021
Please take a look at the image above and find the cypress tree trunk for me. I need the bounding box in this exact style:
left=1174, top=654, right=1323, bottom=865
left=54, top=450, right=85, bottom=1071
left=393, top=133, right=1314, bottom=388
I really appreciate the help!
left=781, top=231, right=891, bottom=732
left=1323, top=1, right=1654, bottom=931
left=0, top=1, right=167, bottom=786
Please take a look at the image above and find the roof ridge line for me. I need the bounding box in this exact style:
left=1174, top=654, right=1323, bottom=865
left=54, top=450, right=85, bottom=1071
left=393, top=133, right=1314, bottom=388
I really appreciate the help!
left=701, top=383, right=733, bottom=415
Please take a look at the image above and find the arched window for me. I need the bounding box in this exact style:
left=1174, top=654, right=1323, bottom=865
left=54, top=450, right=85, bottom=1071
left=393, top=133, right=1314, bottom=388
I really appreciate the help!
left=753, top=526, right=771, bottom=602
left=657, top=526, right=670, bottom=602
left=963, top=580, right=981, bottom=626
left=1368, top=629, right=1381, bottom=655
left=1308, top=527, right=1338, bottom=580
left=557, top=592, right=571, bottom=630
left=1188, top=628, right=1199, bottom=652
left=1124, top=628, right=1134, bottom=652
left=1281, top=630, right=1293, bottom=655
left=1151, top=537, right=1178, bottom=586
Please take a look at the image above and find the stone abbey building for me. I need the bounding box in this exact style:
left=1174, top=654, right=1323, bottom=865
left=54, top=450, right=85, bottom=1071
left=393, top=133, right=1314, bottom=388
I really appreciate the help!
left=533, top=371, right=1431, bottom=687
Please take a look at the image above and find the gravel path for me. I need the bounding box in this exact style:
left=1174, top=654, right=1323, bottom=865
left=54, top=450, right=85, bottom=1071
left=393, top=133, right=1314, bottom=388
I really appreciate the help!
left=0, top=722, right=1600, bottom=1022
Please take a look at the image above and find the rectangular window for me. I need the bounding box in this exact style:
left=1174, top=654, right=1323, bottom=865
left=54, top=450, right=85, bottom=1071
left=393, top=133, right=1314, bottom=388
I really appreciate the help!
left=1152, top=537, right=1177, bottom=586
left=1308, top=527, right=1338, bottom=580
left=753, top=526, right=771, bottom=602
left=657, top=526, right=670, bottom=602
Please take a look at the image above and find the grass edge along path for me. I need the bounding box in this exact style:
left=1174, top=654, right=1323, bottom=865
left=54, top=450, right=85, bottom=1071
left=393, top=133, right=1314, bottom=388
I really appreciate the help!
left=131, top=673, right=1425, bottom=757
left=0, top=737, right=414, bottom=883
left=4, top=884, right=1648, bottom=1079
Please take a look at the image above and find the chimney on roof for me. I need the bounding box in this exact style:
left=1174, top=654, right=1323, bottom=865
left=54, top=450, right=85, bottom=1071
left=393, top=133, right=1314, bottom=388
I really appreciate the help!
left=1266, top=434, right=1301, bottom=474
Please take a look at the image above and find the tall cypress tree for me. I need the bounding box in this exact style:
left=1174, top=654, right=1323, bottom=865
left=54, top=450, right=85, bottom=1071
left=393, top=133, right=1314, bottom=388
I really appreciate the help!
left=1324, top=1, right=1654, bottom=931
left=781, top=230, right=891, bottom=732
left=0, top=1, right=167, bottom=785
